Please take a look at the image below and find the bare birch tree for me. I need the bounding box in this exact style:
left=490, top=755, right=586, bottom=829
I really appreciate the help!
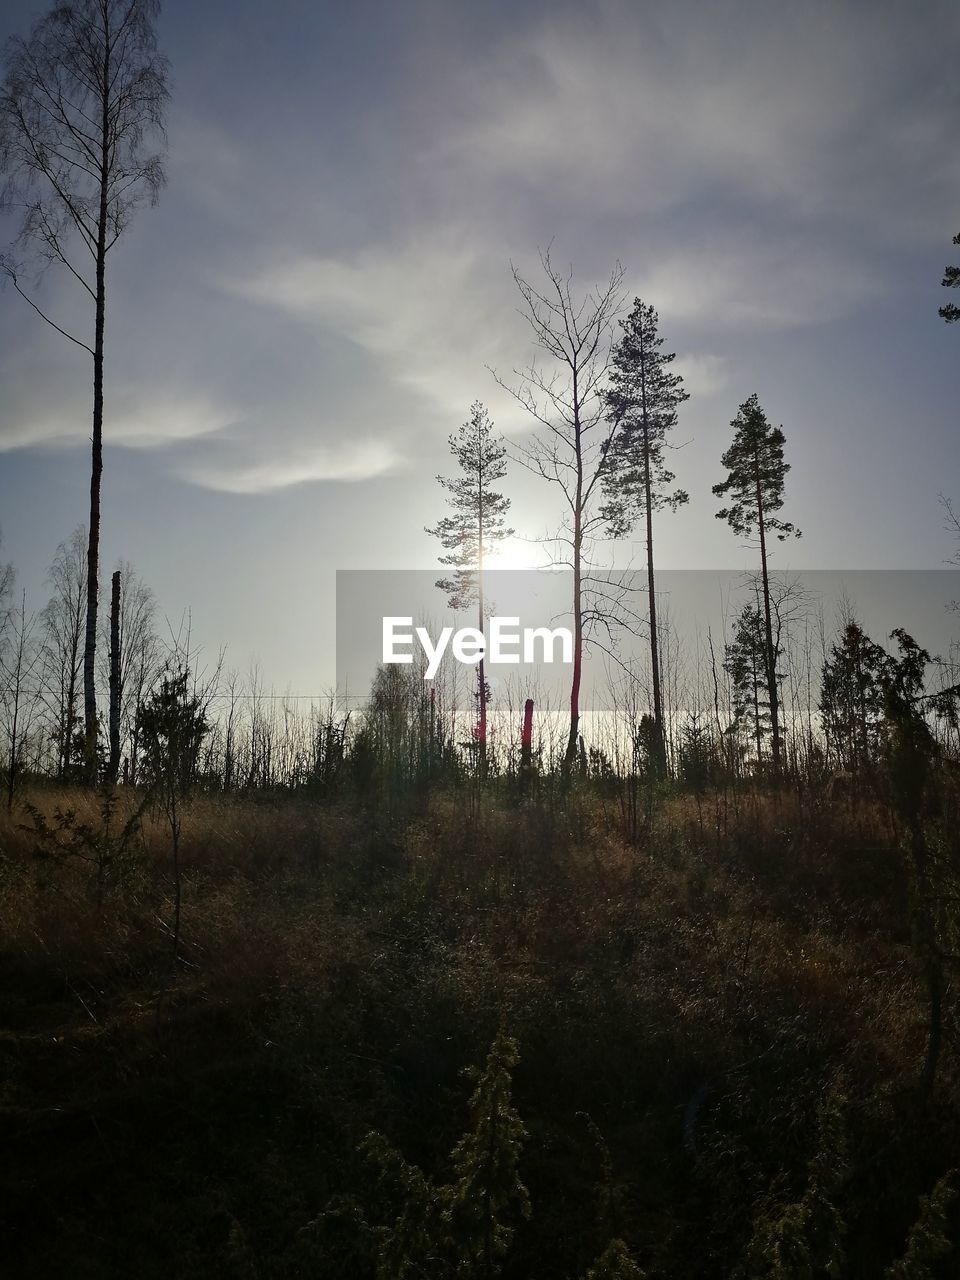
left=1, top=589, right=44, bottom=809
left=0, top=534, right=14, bottom=661
left=41, top=525, right=87, bottom=778
left=0, top=0, right=169, bottom=783
left=497, top=251, right=625, bottom=775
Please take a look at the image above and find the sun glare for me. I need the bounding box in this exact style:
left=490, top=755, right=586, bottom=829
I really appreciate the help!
left=483, top=538, right=543, bottom=572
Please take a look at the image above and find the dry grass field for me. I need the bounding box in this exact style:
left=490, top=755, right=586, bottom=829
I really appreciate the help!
left=1, top=778, right=957, bottom=1277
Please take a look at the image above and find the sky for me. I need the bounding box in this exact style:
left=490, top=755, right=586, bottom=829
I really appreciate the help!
left=0, top=0, right=958, bottom=692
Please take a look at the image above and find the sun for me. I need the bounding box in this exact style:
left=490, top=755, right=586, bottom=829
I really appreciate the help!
left=484, top=538, right=543, bottom=572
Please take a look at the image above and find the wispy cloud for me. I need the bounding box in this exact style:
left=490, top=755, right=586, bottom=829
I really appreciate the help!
left=223, top=235, right=535, bottom=431
left=4, top=0, right=955, bottom=505
left=110, top=395, right=234, bottom=450
left=211, top=0, right=944, bottom=484
left=0, top=372, right=232, bottom=453
left=434, top=0, right=960, bottom=242
left=633, top=238, right=884, bottom=330
left=181, top=437, right=404, bottom=494
left=675, top=352, right=729, bottom=400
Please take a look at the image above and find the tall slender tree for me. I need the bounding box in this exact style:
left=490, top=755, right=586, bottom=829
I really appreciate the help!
left=600, top=299, right=688, bottom=777
left=939, top=231, right=960, bottom=323
left=0, top=0, right=169, bottom=783
left=426, top=401, right=512, bottom=777
left=713, top=395, right=800, bottom=775
left=498, top=251, right=625, bottom=775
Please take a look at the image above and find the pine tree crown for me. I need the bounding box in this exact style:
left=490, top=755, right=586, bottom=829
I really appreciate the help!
left=713, top=394, right=800, bottom=542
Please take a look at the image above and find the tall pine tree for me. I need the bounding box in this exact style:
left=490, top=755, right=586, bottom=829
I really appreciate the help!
left=713, top=395, right=800, bottom=775
left=426, top=402, right=512, bottom=777
left=601, top=300, right=688, bottom=778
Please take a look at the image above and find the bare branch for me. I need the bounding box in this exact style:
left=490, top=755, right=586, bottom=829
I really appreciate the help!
left=1, top=259, right=93, bottom=354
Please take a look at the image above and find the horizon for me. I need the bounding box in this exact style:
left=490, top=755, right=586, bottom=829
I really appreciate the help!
left=0, top=0, right=958, bottom=695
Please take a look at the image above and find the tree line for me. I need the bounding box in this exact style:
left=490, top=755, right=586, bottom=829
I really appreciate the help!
left=429, top=250, right=808, bottom=785
left=0, top=1, right=957, bottom=802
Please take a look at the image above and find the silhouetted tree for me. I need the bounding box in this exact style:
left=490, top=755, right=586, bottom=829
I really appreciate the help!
left=97, top=559, right=157, bottom=781
left=139, top=664, right=209, bottom=958
left=0, top=0, right=169, bottom=783
left=939, top=232, right=960, bottom=323
left=359, top=1030, right=529, bottom=1280
left=426, top=401, right=512, bottom=778
left=107, top=569, right=121, bottom=782
left=353, top=661, right=438, bottom=801
left=443, top=1029, right=530, bottom=1280
left=724, top=603, right=772, bottom=768
left=714, top=395, right=800, bottom=775
left=0, top=533, right=16, bottom=717
left=0, top=534, right=13, bottom=623
left=1, top=589, right=43, bottom=809
left=819, top=618, right=887, bottom=775
left=583, top=1239, right=647, bottom=1280
left=40, top=526, right=87, bottom=778
left=941, top=494, right=960, bottom=581
left=499, top=250, right=624, bottom=775
left=601, top=299, right=688, bottom=777
left=878, top=629, right=954, bottom=1092
left=738, top=1083, right=848, bottom=1279
left=678, top=711, right=717, bottom=797
left=885, top=1172, right=956, bottom=1279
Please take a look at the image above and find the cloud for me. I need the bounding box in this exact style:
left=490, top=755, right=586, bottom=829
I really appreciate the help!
left=223, top=222, right=866, bottom=479
left=224, top=236, right=535, bottom=430
left=213, top=0, right=943, bottom=477
left=108, top=395, right=234, bottom=450
left=0, top=372, right=232, bottom=453
left=7, top=0, right=953, bottom=503
left=433, top=0, right=960, bottom=243
left=676, top=352, right=729, bottom=399
left=181, top=437, right=404, bottom=494
left=632, top=238, right=884, bottom=330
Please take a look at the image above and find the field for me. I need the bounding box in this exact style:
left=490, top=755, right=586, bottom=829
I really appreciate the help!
left=2, top=777, right=958, bottom=1278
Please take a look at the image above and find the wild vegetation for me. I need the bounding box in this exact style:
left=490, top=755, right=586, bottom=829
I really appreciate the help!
left=2, top=1, right=960, bottom=1277
left=3, top=745, right=960, bottom=1277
